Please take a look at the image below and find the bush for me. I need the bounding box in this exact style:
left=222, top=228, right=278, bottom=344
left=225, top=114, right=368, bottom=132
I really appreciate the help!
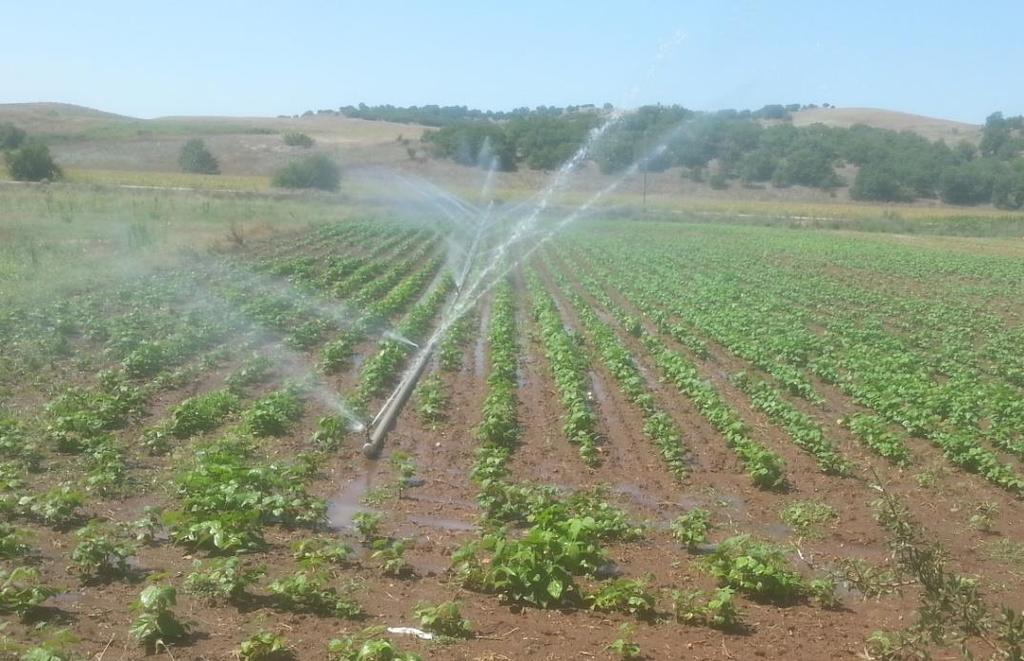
left=272, top=154, right=341, bottom=191
left=283, top=132, right=314, bottom=148
left=0, top=122, right=26, bottom=150
left=178, top=138, right=220, bottom=174
left=5, top=141, right=62, bottom=182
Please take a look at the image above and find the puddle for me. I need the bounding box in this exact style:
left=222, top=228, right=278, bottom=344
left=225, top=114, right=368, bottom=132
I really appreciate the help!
left=50, top=591, right=83, bottom=607
left=614, top=483, right=664, bottom=510
left=589, top=372, right=609, bottom=405
left=408, top=516, right=477, bottom=532
left=327, top=472, right=376, bottom=530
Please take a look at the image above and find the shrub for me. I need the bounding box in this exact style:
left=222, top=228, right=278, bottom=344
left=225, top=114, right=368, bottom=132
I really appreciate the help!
left=0, top=122, right=26, bottom=150
left=272, top=154, right=341, bottom=191
left=178, top=138, right=220, bottom=175
left=283, top=132, right=314, bottom=148
left=5, top=141, right=62, bottom=182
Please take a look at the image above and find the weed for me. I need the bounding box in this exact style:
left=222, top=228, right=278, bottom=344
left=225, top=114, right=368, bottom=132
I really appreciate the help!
left=780, top=500, right=838, bottom=538
left=237, top=631, right=292, bottom=661
left=71, top=522, right=136, bottom=581
left=184, top=557, right=265, bottom=603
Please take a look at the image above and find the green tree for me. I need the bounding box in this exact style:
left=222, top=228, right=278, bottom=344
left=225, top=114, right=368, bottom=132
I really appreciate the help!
left=0, top=122, right=26, bottom=151
left=272, top=154, right=341, bottom=191
left=5, top=140, right=62, bottom=181
left=851, top=162, right=915, bottom=202
left=178, top=138, right=220, bottom=174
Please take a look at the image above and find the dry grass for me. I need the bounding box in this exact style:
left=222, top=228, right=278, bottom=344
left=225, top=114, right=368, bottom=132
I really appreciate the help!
left=791, top=107, right=982, bottom=144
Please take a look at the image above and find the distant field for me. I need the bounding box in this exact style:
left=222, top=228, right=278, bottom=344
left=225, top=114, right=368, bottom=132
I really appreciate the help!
left=790, top=106, right=982, bottom=143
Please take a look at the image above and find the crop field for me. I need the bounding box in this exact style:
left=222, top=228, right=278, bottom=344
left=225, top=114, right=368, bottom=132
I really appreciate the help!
left=3, top=205, right=1024, bottom=660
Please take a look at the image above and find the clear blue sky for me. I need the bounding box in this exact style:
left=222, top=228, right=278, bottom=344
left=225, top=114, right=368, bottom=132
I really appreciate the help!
left=3, top=1, right=1021, bottom=123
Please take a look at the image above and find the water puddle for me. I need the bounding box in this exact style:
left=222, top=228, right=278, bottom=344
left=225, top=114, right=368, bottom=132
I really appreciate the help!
left=327, top=471, right=376, bottom=530
left=613, top=482, right=664, bottom=511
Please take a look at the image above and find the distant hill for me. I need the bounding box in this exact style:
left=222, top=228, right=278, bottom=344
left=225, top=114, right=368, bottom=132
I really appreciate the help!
left=791, top=107, right=981, bottom=144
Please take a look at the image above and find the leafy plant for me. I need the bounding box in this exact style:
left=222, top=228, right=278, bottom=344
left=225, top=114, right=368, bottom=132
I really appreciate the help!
left=605, top=624, right=642, bottom=659
left=352, top=512, right=382, bottom=544
left=242, top=389, right=304, bottom=437
left=0, top=523, right=32, bottom=558
left=268, top=570, right=362, bottom=618
left=129, top=585, right=191, bottom=653
left=780, top=500, right=838, bottom=538
left=19, top=485, right=83, bottom=528
left=671, top=587, right=743, bottom=630
left=415, top=375, right=448, bottom=428
left=587, top=576, right=656, bottom=618
left=292, top=537, right=353, bottom=569
left=0, top=567, right=58, bottom=618
left=184, top=557, right=265, bottom=603
left=327, top=631, right=421, bottom=661
left=70, top=521, right=136, bottom=580
left=969, top=501, right=999, bottom=532
left=671, top=508, right=712, bottom=550
left=701, top=535, right=805, bottom=603
left=237, top=631, right=292, bottom=661
left=371, top=538, right=412, bottom=578
left=413, top=600, right=473, bottom=639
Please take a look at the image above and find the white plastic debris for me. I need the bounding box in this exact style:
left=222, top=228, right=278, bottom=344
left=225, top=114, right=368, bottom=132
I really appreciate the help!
left=386, top=627, right=434, bottom=640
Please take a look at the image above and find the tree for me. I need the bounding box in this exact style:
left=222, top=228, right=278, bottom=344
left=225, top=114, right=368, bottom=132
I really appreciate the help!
left=5, top=140, right=62, bottom=181
left=178, top=139, right=220, bottom=174
left=272, top=153, right=341, bottom=191
left=850, top=162, right=914, bottom=202
left=0, top=122, right=26, bottom=151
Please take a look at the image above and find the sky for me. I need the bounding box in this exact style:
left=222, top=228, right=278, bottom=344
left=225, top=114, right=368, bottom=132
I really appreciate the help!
left=3, top=1, right=1022, bottom=123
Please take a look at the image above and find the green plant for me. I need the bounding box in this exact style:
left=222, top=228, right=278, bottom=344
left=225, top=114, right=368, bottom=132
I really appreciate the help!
left=969, top=501, right=999, bottom=532
left=19, top=485, right=83, bottom=528
left=0, top=567, right=57, bottom=618
left=242, top=390, right=304, bottom=437
left=0, top=524, right=32, bottom=558
left=70, top=521, right=136, bottom=580
left=311, top=416, right=347, bottom=451
left=415, top=375, right=448, bottom=428
left=184, top=557, right=265, bottom=603
left=352, top=512, right=383, bottom=544
left=5, top=140, right=61, bottom=182
left=413, top=600, right=473, bottom=638
left=371, top=538, right=412, bottom=578
left=605, top=624, right=641, bottom=659
left=587, top=576, right=656, bottom=618
left=129, top=585, right=191, bottom=653
left=327, top=631, right=421, bottom=661
left=168, top=389, right=240, bottom=438
left=671, top=587, right=743, bottom=630
left=701, top=535, right=805, bottom=603
left=178, top=138, right=220, bottom=174
left=292, top=537, right=353, bottom=569
left=272, top=154, right=341, bottom=191
left=237, top=631, right=291, bottom=661
left=268, top=570, right=362, bottom=618
left=671, top=508, right=712, bottom=549
left=780, top=501, right=838, bottom=538
left=129, top=506, right=163, bottom=545
left=283, top=132, right=315, bottom=148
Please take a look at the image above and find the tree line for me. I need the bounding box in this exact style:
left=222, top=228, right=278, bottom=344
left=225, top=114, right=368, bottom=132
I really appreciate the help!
left=417, top=107, right=1024, bottom=208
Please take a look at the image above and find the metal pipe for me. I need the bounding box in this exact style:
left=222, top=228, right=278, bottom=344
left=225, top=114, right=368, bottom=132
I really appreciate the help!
left=361, top=334, right=439, bottom=458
